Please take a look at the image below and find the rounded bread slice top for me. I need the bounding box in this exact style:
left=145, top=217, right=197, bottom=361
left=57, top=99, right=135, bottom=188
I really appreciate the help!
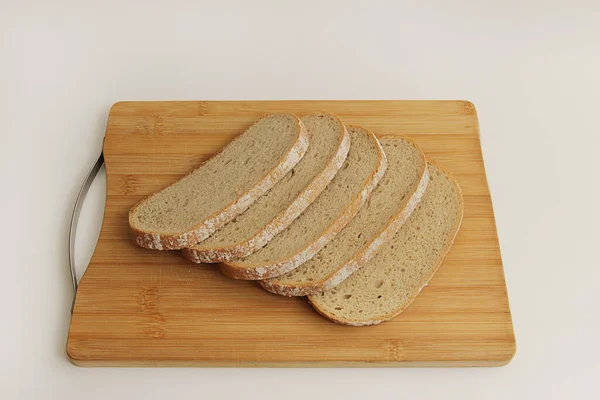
left=129, top=113, right=308, bottom=250
left=220, top=125, right=387, bottom=280
left=261, top=136, right=428, bottom=296
left=183, top=113, right=350, bottom=262
left=309, top=162, right=464, bottom=326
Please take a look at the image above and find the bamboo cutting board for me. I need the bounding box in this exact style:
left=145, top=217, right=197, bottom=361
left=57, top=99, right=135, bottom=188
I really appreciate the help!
left=67, top=101, right=515, bottom=367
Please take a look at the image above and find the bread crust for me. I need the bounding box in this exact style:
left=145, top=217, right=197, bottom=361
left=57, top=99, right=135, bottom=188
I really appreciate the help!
left=219, top=126, right=387, bottom=280
left=129, top=114, right=309, bottom=250
left=308, top=160, right=465, bottom=326
left=182, top=113, right=351, bottom=263
left=260, top=136, right=429, bottom=296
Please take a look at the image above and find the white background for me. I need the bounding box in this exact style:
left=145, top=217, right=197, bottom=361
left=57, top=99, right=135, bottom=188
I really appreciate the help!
left=1, top=0, right=599, bottom=399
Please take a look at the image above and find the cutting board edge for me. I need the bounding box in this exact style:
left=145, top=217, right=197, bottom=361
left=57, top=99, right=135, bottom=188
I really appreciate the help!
left=66, top=352, right=516, bottom=368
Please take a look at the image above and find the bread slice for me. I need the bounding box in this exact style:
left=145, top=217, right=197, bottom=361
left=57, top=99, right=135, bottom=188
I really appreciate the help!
left=220, top=125, right=387, bottom=280
left=260, top=136, right=428, bottom=296
left=129, top=114, right=309, bottom=250
left=309, top=162, right=464, bottom=326
left=182, top=113, right=350, bottom=263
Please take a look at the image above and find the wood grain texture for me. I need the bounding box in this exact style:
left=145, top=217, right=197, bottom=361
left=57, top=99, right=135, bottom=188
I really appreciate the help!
left=66, top=101, right=515, bottom=367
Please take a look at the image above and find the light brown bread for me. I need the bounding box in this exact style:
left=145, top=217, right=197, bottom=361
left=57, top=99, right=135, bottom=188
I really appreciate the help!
left=309, top=162, right=464, bottom=326
left=129, top=114, right=308, bottom=250
left=183, top=113, right=350, bottom=263
left=220, top=126, right=387, bottom=280
left=260, top=136, right=428, bottom=296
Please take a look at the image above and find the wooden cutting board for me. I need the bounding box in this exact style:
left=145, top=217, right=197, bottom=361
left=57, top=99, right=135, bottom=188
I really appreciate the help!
left=67, top=101, right=515, bottom=367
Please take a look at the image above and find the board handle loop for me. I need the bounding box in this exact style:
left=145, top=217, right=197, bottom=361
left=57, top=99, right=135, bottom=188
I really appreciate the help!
left=69, top=152, right=105, bottom=314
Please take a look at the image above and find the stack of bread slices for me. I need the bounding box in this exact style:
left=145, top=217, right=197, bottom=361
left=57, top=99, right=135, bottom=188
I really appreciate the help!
left=129, top=113, right=464, bottom=326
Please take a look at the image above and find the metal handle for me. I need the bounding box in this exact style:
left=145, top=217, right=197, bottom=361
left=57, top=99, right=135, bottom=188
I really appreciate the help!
left=69, top=153, right=104, bottom=313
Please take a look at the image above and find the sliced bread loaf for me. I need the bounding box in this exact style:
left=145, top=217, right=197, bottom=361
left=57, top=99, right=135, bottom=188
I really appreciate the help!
left=129, top=113, right=308, bottom=250
left=220, top=125, right=387, bottom=280
left=260, top=136, right=428, bottom=296
left=309, top=162, right=464, bottom=326
left=183, top=113, right=350, bottom=263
